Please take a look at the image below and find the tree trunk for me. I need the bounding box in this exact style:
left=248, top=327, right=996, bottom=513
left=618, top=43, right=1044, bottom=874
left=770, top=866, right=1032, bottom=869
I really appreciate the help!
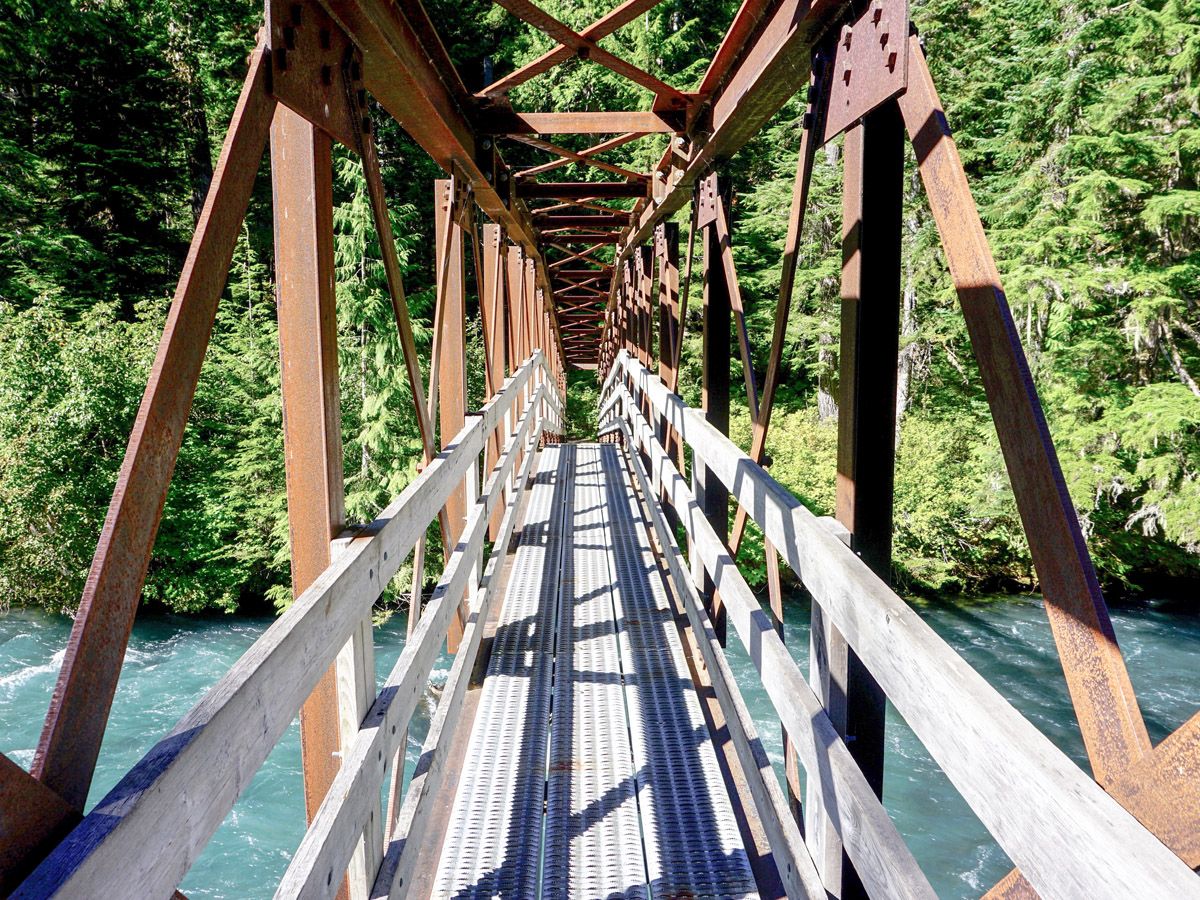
left=817, top=330, right=839, bottom=421
left=894, top=270, right=917, bottom=450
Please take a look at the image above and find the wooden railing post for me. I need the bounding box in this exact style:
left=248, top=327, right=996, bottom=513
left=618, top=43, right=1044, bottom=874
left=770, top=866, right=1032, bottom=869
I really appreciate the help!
left=806, top=99, right=904, bottom=900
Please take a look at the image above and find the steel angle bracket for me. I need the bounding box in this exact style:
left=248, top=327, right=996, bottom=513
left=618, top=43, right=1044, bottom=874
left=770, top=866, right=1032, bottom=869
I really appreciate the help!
left=266, top=0, right=365, bottom=150
left=821, top=0, right=909, bottom=144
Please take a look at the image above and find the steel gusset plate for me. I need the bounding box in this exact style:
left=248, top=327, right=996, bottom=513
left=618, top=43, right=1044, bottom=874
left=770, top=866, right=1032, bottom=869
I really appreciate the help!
left=821, top=0, right=909, bottom=144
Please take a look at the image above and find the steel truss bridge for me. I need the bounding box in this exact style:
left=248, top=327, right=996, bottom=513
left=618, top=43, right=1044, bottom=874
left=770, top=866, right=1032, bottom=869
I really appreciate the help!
left=3, top=0, right=1197, bottom=897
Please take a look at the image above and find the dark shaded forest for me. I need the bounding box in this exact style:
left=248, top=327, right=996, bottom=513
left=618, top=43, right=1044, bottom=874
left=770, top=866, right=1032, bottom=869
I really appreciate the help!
left=1, top=0, right=1197, bottom=613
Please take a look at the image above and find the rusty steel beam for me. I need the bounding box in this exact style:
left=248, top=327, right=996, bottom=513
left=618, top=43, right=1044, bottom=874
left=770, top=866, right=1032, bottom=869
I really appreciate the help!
left=481, top=223, right=508, bottom=539
left=729, top=59, right=826, bottom=548
left=610, top=0, right=847, bottom=268
left=547, top=233, right=622, bottom=243
left=696, top=0, right=777, bottom=98
left=518, top=181, right=651, bottom=200
left=0, top=756, right=78, bottom=895
left=554, top=267, right=613, bottom=277
left=270, top=109, right=349, bottom=864
left=512, top=134, right=646, bottom=181
left=898, top=34, right=1150, bottom=782
left=550, top=252, right=609, bottom=272
left=483, top=109, right=684, bottom=135
left=536, top=214, right=629, bottom=228
left=433, top=179, right=470, bottom=652
left=479, top=0, right=664, bottom=97
left=519, top=132, right=648, bottom=178
left=492, top=0, right=689, bottom=108
left=29, top=45, right=277, bottom=813
left=318, top=0, right=567, bottom=369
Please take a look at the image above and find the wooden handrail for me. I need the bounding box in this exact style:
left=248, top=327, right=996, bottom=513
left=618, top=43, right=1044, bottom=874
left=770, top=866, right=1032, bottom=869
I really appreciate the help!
left=604, top=379, right=931, bottom=899
left=600, top=350, right=1199, bottom=898
left=277, top=379, right=550, bottom=898
left=371, top=392, right=546, bottom=897
left=16, top=352, right=558, bottom=900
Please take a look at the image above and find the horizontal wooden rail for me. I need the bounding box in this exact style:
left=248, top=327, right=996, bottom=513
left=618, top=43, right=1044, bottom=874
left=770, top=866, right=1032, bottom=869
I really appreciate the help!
left=17, top=352, right=559, bottom=900
left=277, top=380, right=549, bottom=898
left=371, top=398, right=545, bottom=898
left=604, top=381, right=932, bottom=899
left=601, top=351, right=1198, bottom=898
left=615, top=410, right=828, bottom=900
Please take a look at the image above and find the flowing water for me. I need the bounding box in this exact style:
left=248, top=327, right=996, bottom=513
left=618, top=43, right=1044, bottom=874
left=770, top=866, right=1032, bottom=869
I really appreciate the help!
left=1, top=594, right=1196, bottom=898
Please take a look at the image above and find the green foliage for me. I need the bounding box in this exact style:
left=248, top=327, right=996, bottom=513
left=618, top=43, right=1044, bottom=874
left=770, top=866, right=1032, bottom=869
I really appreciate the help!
left=1, top=0, right=1198, bottom=613
left=689, top=0, right=1200, bottom=599
left=564, top=371, right=601, bottom=442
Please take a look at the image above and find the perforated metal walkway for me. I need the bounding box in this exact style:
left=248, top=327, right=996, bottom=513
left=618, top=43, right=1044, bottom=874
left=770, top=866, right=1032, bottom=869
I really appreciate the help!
left=432, top=443, right=758, bottom=899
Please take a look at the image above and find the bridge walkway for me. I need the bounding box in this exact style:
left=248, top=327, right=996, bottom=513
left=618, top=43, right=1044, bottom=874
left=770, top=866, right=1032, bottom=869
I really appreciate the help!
left=431, top=442, right=758, bottom=899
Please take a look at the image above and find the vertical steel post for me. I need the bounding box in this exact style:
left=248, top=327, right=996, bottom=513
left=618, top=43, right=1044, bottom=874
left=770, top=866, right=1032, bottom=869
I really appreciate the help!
left=434, top=179, right=468, bottom=652
left=481, top=224, right=508, bottom=536
left=807, top=101, right=904, bottom=900
left=696, top=174, right=732, bottom=646
left=271, top=105, right=355, bottom=898
left=655, top=223, right=683, bottom=531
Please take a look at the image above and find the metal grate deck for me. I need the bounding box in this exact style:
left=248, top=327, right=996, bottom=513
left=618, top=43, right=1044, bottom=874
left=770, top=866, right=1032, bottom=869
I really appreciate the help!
left=544, top=445, right=647, bottom=899
left=432, top=445, right=570, bottom=899
left=600, top=443, right=758, bottom=900
left=431, top=443, right=758, bottom=900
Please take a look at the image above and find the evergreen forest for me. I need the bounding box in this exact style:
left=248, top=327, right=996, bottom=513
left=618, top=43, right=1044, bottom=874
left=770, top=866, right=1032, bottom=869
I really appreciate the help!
left=1, top=0, right=1198, bottom=615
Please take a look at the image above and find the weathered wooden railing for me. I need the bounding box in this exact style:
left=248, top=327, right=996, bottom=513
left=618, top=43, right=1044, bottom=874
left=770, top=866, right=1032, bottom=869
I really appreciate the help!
left=15, top=351, right=562, bottom=900
left=599, top=349, right=1197, bottom=899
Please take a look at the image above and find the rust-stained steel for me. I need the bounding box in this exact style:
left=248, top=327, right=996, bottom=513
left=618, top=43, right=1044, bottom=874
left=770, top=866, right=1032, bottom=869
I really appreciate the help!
left=480, top=109, right=686, bottom=134
left=318, top=0, right=568, bottom=369
left=0, top=755, right=78, bottom=894
left=897, top=33, right=1151, bottom=782
left=697, top=178, right=733, bottom=646
left=610, top=0, right=848, bottom=262
left=1109, top=711, right=1200, bottom=866
left=824, top=99, right=905, bottom=900
left=481, top=223, right=509, bottom=539
left=518, top=181, right=650, bottom=199
left=267, top=0, right=363, bottom=149
left=695, top=0, right=776, bottom=98
left=820, top=0, right=909, bottom=143
left=491, top=0, right=690, bottom=109
left=518, top=132, right=649, bottom=178
left=547, top=232, right=623, bottom=243
left=708, top=179, right=760, bottom=422
left=434, top=178, right=470, bottom=652
left=729, top=59, right=826, bottom=551
left=513, top=135, right=646, bottom=181
left=535, top=214, right=630, bottom=228
left=30, top=44, right=277, bottom=813
left=270, top=107, right=348, bottom=863
left=479, top=0, right=665, bottom=98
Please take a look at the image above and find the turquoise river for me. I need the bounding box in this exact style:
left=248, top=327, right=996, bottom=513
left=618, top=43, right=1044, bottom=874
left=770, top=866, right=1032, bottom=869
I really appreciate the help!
left=2, top=594, right=1196, bottom=897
